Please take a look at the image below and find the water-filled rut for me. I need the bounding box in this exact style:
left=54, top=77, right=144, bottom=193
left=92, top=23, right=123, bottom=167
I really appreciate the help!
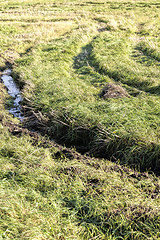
left=1, top=69, right=23, bottom=119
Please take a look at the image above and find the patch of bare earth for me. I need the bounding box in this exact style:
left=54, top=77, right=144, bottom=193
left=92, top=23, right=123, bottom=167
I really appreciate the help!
left=99, top=83, right=130, bottom=99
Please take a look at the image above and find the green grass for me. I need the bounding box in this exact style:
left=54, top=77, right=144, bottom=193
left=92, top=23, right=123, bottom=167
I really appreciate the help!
left=11, top=5, right=160, bottom=172
left=0, top=120, right=160, bottom=239
left=0, top=0, right=160, bottom=239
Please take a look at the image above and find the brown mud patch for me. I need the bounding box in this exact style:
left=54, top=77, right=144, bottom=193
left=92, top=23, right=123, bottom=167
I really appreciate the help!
left=107, top=204, right=160, bottom=222
left=99, top=83, right=130, bottom=99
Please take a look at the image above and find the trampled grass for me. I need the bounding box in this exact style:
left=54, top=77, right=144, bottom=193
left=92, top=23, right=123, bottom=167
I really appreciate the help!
left=0, top=119, right=160, bottom=239
left=0, top=0, right=160, bottom=239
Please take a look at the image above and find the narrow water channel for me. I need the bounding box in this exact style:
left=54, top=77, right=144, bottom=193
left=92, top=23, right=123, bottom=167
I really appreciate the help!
left=1, top=69, right=23, bottom=119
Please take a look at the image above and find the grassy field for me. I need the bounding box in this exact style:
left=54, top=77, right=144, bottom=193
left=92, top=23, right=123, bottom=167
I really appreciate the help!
left=0, top=0, right=160, bottom=239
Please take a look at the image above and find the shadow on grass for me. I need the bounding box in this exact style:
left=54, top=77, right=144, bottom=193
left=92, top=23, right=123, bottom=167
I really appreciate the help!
left=45, top=113, right=160, bottom=175
left=73, top=42, right=109, bottom=88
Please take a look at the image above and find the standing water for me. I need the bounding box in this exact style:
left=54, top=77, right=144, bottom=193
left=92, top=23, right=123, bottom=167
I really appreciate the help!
left=1, top=69, right=23, bottom=119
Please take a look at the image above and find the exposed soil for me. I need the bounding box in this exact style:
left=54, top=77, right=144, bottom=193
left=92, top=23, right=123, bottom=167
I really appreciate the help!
left=2, top=120, right=95, bottom=164
left=99, top=83, right=130, bottom=99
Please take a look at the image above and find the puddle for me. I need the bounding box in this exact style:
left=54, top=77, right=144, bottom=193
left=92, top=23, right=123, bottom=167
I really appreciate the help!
left=1, top=69, right=23, bottom=119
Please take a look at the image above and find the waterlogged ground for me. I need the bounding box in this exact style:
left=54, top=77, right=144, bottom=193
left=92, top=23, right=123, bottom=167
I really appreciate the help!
left=1, top=69, right=23, bottom=119
left=0, top=0, right=160, bottom=239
